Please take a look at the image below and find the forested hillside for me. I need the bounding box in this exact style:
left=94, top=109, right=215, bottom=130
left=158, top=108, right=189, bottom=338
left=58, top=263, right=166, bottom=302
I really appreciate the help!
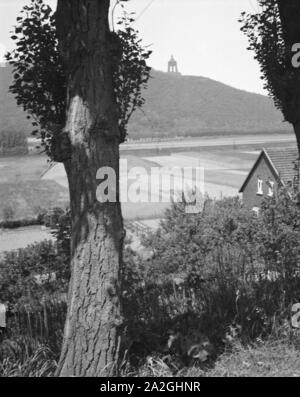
left=128, top=70, right=289, bottom=138
left=0, top=66, right=32, bottom=137
left=0, top=66, right=289, bottom=140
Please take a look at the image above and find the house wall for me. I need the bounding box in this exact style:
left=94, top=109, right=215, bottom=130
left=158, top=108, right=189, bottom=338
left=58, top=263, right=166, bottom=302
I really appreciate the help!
left=242, top=156, right=279, bottom=209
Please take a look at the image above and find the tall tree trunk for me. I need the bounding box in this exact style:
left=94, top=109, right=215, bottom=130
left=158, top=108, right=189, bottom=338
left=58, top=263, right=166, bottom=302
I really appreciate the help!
left=293, top=123, right=300, bottom=157
left=277, top=0, right=300, bottom=46
left=278, top=0, right=300, bottom=158
left=55, top=0, right=124, bottom=377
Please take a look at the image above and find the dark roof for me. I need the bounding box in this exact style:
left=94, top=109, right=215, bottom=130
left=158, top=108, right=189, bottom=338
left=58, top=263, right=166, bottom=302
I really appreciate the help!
left=265, top=147, right=299, bottom=184
left=239, top=146, right=299, bottom=193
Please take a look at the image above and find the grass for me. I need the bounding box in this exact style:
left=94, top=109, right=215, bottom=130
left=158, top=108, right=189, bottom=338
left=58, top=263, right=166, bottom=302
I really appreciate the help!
left=122, top=202, right=170, bottom=220
left=0, top=154, right=49, bottom=183
left=0, top=180, right=69, bottom=222
left=0, top=145, right=291, bottom=222
left=0, top=154, right=67, bottom=222
left=131, top=338, right=300, bottom=377
left=1, top=332, right=300, bottom=377
left=0, top=344, right=57, bottom=377
left=122, top=155, right=160, bottom=171
left=191, top=339, right=300, bottom=377
left=0, top=153, right=167, bottom=222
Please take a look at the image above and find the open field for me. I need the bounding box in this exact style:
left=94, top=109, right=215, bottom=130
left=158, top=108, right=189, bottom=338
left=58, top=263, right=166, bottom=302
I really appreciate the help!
left=0, top=133, right=298, bottom=228
left=0, top=179, right=69, bottom=222
left=143, top=148, right=257, bottom=199
left=122, top=202, right=170, bottom=220
left=0, top=155, right=49, bottom=183
left=0, top=154, right=162, bottom=223
left=42, top=151, right=243, bottom=219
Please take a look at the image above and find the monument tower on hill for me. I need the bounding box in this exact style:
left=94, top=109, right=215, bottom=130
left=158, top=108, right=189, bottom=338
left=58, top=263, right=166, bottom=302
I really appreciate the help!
left=168, top=55, right=179, bottom=73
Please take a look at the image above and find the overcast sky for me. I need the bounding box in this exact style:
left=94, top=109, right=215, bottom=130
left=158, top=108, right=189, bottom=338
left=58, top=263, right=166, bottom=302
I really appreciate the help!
left=0, top=0, right=265, bottom=94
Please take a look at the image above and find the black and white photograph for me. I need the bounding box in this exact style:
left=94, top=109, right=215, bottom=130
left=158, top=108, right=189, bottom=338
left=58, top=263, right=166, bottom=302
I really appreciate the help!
left=0, top=0, right=300, bottom=383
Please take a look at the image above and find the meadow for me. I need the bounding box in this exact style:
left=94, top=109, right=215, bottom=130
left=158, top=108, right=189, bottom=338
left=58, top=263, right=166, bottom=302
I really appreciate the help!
left=0, top=136, right=292, bottom=225
left=0, top=133, right=296, bottom=251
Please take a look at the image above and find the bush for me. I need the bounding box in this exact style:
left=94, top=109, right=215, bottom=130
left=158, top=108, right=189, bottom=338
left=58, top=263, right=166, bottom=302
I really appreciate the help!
left=0, top=238, right=69, bottom=368
left=0, top=217, right=44, bottom=229
left=43, top=207, right=71, bottom=264
left=2, top=205, right=15, bottom=223
left=1, top=192, right=300, bottom=372
left=0, top=240, right=69, bottom=305
left=122, top=190, right=300, bottom=367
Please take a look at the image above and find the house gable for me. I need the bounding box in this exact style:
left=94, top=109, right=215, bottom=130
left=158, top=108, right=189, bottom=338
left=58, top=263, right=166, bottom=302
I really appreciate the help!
left=239, top=149, right=280, bottom=193
left=240, top=149, right=281, bottom=209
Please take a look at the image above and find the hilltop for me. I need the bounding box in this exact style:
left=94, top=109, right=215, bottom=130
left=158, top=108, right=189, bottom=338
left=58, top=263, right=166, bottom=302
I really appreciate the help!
left=0, top=66, right=290, bottom=139
left=128, top=70, right=290, bottom=138
left=0, top=66, right=32, bottom=136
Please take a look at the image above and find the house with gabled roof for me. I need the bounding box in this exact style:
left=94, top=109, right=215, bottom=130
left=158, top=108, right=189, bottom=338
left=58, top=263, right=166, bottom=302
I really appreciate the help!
left=239, top=147, right=299, bottom=211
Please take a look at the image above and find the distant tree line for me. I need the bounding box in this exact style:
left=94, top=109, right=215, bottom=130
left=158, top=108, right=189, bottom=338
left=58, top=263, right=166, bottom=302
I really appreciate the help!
left=0, top=130, right=28, bottom=155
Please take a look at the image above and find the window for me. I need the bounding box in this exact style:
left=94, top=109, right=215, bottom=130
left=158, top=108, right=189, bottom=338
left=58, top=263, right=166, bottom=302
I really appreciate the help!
left=257, top=178, right=263, bottom=195
left=268, top=180, right=274, bottom=197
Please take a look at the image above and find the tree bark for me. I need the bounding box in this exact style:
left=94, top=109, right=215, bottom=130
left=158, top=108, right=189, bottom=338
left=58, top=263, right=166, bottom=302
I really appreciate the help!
left=55, top=0, right=124, bottom=377
left=278, top=0, right=300, bottom=157
left=293, top=123, right=300, bottom=156
left=277, top=1, right=300, bottom=47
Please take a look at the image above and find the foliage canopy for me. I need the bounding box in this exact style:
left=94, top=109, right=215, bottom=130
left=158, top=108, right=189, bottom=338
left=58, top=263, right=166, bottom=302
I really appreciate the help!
left=240, top=0, right=300, bottom=126
left=6, top=0, right=151, bottom=158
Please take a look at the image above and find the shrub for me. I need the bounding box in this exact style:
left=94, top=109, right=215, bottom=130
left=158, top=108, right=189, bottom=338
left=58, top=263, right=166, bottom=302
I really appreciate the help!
left=0, top=239, right=68, bottom=358
left=122, top=191, right=300, bottom=367
left=2, top=192, right=300, bottom=372
left=43, top=207, right=71, bottom=264
left=0, top=240, right=69, bottom=305
left=2, top=205, right=15, bottom=223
